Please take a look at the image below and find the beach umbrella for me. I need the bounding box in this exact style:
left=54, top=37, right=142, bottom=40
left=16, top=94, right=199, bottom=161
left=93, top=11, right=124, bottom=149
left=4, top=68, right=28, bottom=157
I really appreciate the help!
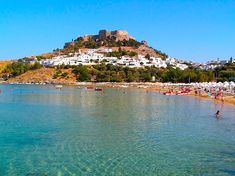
left=230, top=81, right=235, bottom=86
left=224, top=82, right=229, bottom=86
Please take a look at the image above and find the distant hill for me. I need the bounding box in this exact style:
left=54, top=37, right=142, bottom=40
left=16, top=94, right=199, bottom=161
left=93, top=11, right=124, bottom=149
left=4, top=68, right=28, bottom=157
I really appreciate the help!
left=49, top=29, right=168, bottom=59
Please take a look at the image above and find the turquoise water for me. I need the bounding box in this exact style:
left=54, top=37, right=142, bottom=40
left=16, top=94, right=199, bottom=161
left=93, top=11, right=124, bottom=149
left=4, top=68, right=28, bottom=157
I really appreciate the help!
left=0, top=85, right=235, bottom=176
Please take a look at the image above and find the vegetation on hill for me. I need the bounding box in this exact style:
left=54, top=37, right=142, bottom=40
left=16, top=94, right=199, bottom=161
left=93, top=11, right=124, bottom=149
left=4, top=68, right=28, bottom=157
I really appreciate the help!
left=53, top=70, right=69, bottom=79
left=58, top=37, right=168, bottom=59
left=153, top=48, right=168, bottom=59
left=70, top=61, right=235, bottom=83
left=2, top=62, right=42, bottom=79
left=59, top=37, right=147, bottom=56
left=36, top=55, right=47, bottom=61
left=73, top=37, right=142, bottom=49
left=71, top=64, right=217, bottom=82
left=214, top=62, right=235, bottom=82
left=2, top=61, right=235, bottom=83
left=105, top=49, right=137, bottom=58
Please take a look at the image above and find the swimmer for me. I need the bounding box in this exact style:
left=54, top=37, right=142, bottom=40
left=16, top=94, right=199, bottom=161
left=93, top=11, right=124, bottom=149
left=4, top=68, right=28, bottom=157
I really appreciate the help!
left=215, top=110, right=220, bottom=118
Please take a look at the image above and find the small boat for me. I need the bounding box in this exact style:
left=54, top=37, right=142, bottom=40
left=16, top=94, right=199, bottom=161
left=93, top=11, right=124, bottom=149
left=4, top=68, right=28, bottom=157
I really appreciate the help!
left=94, top=88, right=103, bottom=91
left=177, top=91, right=190, bottom=95
left=163, top=91, right=176, bottom=95
left=55, top=85, right=63, bottom=89
left=86, top=86, right=94, bottom=90
left=1, top=82, right=9, bottom=85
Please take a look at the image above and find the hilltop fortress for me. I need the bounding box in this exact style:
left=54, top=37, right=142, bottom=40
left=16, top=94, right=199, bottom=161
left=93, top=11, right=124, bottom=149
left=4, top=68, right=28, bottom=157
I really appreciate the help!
left=61, top=29, right=168, bottom=59
left=83, top=29, right=135, bottom=42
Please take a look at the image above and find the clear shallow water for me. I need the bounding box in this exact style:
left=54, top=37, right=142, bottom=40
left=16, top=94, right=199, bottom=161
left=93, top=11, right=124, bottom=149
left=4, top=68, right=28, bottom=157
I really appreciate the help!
left=0, top=85, right=235, bottom=176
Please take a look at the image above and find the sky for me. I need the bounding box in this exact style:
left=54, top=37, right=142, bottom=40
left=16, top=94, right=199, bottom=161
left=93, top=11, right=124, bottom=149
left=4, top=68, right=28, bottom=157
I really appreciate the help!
left=0, top=0, right=234, bottom=62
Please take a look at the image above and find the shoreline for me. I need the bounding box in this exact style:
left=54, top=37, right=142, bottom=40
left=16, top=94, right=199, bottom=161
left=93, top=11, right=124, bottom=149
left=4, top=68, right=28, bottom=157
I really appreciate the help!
left=1, top=81, right=235, bottom=106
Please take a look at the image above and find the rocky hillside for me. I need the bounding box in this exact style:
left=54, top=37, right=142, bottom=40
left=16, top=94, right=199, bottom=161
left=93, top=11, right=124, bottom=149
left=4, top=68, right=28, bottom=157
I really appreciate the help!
left=50, top=29, right=168, bottom=59
left=7, top=68, right=77, bottom=84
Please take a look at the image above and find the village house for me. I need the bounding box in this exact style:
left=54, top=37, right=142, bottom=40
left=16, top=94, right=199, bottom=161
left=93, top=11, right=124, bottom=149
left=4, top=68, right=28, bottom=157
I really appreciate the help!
left=39, top=49, right=189, bottom=70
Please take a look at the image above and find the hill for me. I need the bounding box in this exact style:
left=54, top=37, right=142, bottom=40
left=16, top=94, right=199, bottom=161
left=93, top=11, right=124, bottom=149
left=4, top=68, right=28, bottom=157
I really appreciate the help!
left=50, top=29, right=168, bottom=59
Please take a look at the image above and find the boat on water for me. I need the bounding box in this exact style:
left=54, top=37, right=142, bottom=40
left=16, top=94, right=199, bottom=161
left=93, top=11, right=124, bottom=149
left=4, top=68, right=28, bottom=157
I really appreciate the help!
left=163, top=92, right=176, bottom=95
left=55, top=85, right=63, bottom=89
left=1, top=82, right=9, bottom=85
left=94, top=88, right=103, bottom=91
left=86, top=86, right=94, bottom=90
left=176, top=91, right=190, bottom=95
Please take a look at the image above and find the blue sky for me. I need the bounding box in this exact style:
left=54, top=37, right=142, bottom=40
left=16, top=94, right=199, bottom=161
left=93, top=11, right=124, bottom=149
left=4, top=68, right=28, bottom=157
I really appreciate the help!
left=0, top=0, right=234, bottom=62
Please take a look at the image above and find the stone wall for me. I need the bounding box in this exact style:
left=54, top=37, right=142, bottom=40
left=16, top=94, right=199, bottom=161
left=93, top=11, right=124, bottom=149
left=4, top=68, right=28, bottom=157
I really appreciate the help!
left=97, top=30, right=134, bottom=41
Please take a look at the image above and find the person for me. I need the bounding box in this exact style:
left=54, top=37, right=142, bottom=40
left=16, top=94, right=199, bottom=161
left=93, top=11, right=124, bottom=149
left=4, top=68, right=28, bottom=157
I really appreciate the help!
left=215, top=110, right=220, bottom=118
left=221, top=96, right=224, bottom=103
left=208, top=91, right=211, bottom=97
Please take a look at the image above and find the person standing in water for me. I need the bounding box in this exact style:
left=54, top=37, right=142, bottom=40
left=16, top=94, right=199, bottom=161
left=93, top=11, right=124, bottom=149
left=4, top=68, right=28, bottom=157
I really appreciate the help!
left=215, top=110, right=220, bottom=118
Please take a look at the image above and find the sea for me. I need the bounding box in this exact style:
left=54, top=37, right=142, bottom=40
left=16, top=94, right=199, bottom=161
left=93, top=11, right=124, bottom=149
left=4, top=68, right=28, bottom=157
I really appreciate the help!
left=0, top=84, right=235, bottom=175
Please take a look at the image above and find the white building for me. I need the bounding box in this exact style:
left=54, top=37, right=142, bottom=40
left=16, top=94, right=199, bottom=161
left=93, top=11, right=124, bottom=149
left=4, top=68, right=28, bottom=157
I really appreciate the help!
left=39, top=49, right=190, bottom=70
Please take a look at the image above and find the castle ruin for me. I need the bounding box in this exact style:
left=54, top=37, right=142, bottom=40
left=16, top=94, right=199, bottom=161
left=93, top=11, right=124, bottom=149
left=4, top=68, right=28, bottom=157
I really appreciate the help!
left=97, top=30, right=134, bottom=41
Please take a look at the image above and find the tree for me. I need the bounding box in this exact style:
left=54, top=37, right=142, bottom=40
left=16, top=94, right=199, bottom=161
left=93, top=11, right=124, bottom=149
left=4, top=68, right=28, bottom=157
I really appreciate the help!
left=31, top=62, right=42, bottom=70
left=145, top=54, right=150, bottom=60
left=73, top=65, right=90, bottom=81
left=36, top=55, right=46, bottom=61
